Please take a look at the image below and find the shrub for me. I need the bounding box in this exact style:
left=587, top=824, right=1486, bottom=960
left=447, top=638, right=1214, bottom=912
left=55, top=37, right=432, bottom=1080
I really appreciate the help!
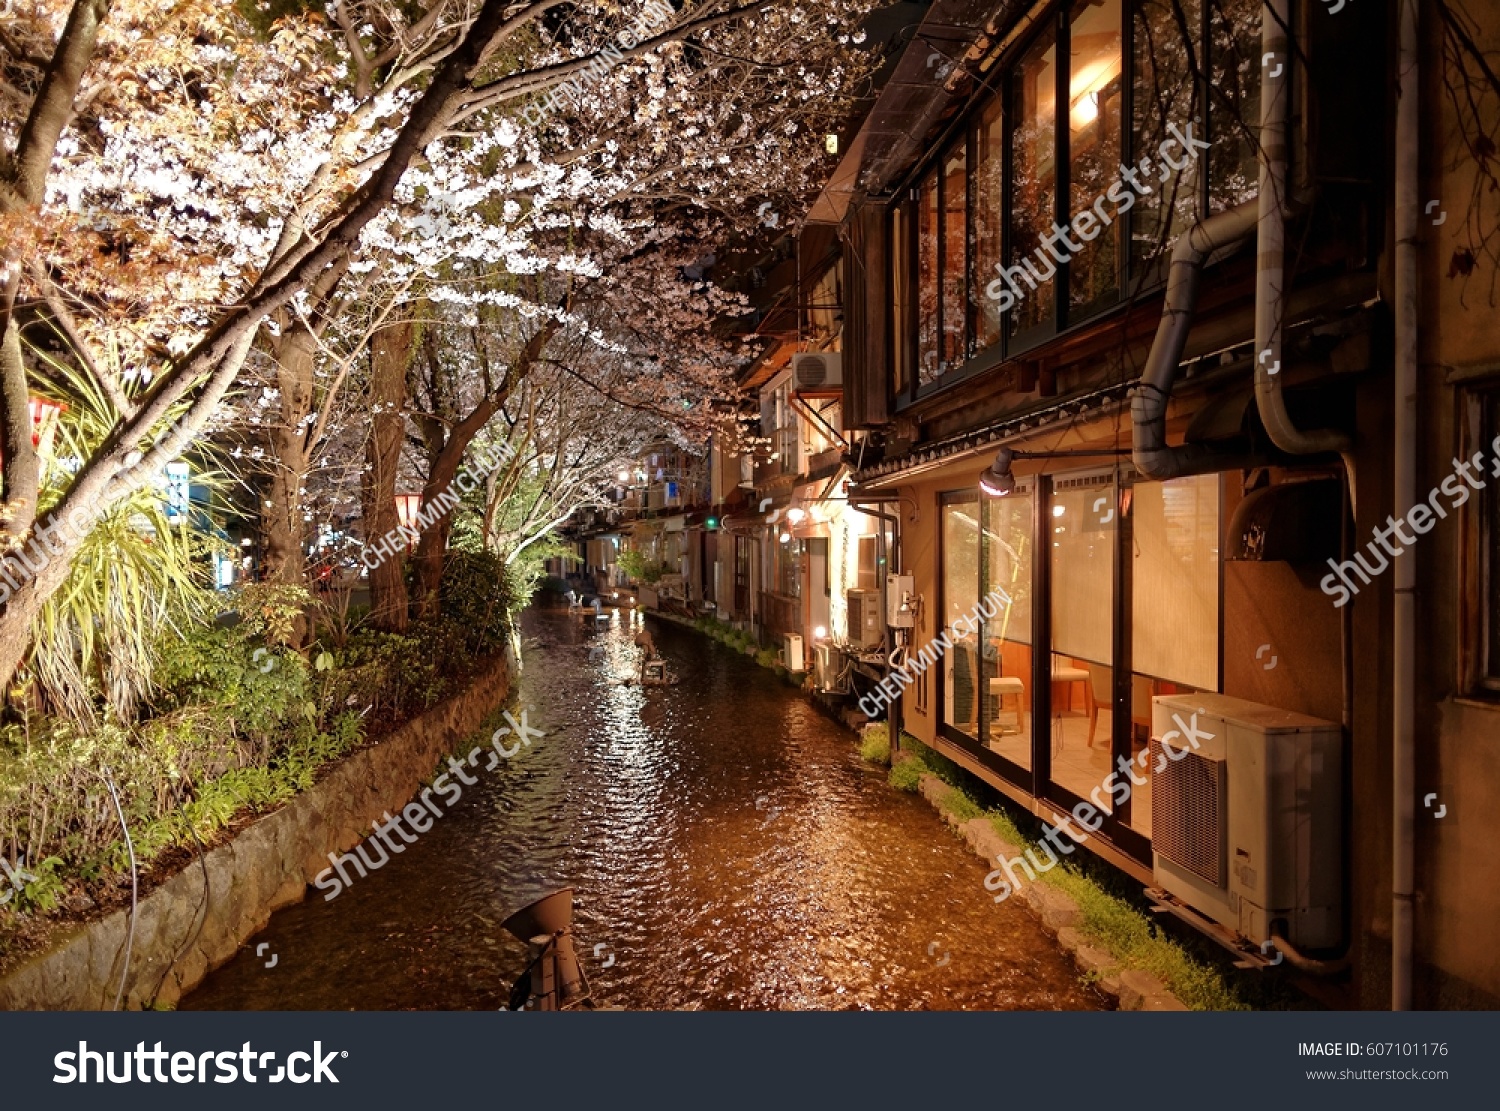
left=438, top=549, right=514, bottom=656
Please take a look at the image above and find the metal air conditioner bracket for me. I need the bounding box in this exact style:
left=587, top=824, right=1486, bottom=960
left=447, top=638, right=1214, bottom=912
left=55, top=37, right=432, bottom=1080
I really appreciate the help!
left=1144, top=887, right=1283, bottom=971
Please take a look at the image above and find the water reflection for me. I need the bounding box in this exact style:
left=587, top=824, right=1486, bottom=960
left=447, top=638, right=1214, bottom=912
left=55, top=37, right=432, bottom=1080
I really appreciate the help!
left=184, top=608, right=1104, bottom=1011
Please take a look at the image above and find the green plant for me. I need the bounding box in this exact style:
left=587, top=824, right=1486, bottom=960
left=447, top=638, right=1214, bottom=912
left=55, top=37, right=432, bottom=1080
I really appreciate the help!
left=437, top=549, right=514, bottom=656
left=19, top=345, right=226, bottom=726
left=616, top=549, right=667, bottom=584
left=858, top=726, right=890, bottom=766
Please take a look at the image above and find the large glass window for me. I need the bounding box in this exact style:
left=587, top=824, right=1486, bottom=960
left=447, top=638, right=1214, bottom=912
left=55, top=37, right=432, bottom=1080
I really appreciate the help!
left=1068, top=0, right=1124, bottom=312
left=942, top=146, right=968, bottom=368
left=1131, top=0, right=1202, bottom=272
left=1128, top=473, right=1221, bottom=834
left=982, top=485, right=1034, bottom=770
left=1209, top=0, right=1261, bottom=212
left=1480, top=391, right=1500, bottom=692
left=889, top=0, right=1264, bottom=400
left=917, top=170, right=941, bottom=385
left=1049, top=472, right=1118, bottom=807
left=971, top=98, right=1005, bottom=352
left=943, top=498, right=983, bottom=742
left=1009, top=27, right=1059, bottom=338
left=891, top=205, right=910, bottom=394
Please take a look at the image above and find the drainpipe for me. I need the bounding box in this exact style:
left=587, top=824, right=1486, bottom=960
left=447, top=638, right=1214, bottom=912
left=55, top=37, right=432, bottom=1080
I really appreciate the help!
left=1391, top=0, right=1419, bottom=1013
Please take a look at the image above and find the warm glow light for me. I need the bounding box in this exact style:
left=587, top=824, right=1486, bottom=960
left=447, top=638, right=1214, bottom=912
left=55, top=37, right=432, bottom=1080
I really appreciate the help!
left=779, top=531, right=791, bottom=544
left=787, top=506, right=806, bottom=525
left=825, top=133, right=839, bottom=155
left=1053, top=505, right=1066, bottom=517
left=1068, top=55, right=1121, bottom=130
left=618, top=470, right=630, bottom=482
left=814, top=625, right=828, bottom=639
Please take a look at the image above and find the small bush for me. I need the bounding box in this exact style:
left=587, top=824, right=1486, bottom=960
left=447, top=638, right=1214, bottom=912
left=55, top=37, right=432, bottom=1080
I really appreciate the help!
left=438, top=549, right=514, bottom=656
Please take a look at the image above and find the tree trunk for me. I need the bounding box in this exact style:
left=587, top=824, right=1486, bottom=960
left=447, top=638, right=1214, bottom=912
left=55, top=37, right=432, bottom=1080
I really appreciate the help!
left=363, top=318, right=410, bottom=632
left=263, top=324, right=317, bottom=586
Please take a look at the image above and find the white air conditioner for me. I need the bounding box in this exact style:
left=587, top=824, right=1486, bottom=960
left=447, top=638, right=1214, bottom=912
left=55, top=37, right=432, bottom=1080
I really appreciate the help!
left=783, top=633, right=805, bottom=673
left=1150, top=693, right=1342, bottom=949
left=792, top=351, right=842, bottom=391
left=846, top=589, right=882, bottom=650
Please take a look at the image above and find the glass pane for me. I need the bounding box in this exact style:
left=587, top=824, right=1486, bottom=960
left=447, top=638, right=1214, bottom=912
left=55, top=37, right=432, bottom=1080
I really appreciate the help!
left=1068, top=0, right=1123, bottom=312
left=1049, top=475, right=1116, bottom=807
left=891, top=205, right=909, bottom=395
left=942, top=145, right=968, bottom=369
left=1209, top=0, right=1260, bottom=212
left=982, top=489, right=1032, bottom=769
left=943, top=500, right=982, bottom=742
left=971, top=98, right=1004, bottom=352
left=1131, top=0, right=1201, bottom=273
left=1128, top=474, right=1220, bottom=834
left=917, top=171, right=941, bottom=386
left=1009, top=28, right=1058, bottom=337
left=1487, top=394, right=1500, bottom=683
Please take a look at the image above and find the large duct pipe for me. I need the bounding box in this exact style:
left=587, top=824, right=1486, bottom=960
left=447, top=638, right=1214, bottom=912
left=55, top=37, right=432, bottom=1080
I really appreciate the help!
left=1252, top=0, right=1355, bottom=485
left=1131, top=200, right=1260, bottom=479
left=1391, top=0, right=1419, bottom=1013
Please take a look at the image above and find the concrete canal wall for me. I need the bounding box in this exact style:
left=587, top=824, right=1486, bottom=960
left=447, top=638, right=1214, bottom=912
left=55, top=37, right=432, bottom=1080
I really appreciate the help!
left=0, top=649, right=516, bottom=1011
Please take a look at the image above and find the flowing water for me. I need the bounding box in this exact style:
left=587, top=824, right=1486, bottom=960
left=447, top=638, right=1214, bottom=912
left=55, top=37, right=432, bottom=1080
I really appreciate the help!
left=184, top=608, right=1105, bottom=1011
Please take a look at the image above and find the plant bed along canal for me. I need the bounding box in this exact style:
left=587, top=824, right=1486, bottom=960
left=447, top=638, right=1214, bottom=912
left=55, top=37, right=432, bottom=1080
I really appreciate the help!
left=184, top=607, right=1105, bottom=1011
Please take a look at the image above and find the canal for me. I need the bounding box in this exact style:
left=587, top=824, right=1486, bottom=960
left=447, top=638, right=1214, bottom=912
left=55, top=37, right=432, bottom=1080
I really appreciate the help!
left=184, top=608, right=1105, bottom=1011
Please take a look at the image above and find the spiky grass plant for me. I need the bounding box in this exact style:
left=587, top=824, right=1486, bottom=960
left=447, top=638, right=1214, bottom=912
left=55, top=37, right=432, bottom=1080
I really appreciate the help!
left=18, top=344, right=222, bottom=725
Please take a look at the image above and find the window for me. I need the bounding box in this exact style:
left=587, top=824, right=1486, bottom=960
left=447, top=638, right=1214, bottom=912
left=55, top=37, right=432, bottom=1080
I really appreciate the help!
left=1009, top=26, right=1059, bottom=339
left=971, top=98, right=1005, bottom=350
left=942, top=145, right=969, bottom=367
left=1049, top=472, right=1118, bottom=808
left=917, top=170, right=941, bottom=385
left=776, top=538, right=803, bottom=598
left=1478, top=391, right=1500, bottom=692
left=1068, top=0, right=1124, bottom=312
left=1128, top=472, right=1221, bottom=834
left=888, top=0, right=1265, bottom=403
left=891, top=205, right=910, bottom=394
left=857, top=534, right=881, bottom=591
left=1132, top=0, right=1202, bottom=272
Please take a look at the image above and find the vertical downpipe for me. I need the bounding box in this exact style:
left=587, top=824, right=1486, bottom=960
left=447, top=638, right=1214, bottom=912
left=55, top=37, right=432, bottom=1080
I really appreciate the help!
left=1392, top=0, right=1420, bottom=1012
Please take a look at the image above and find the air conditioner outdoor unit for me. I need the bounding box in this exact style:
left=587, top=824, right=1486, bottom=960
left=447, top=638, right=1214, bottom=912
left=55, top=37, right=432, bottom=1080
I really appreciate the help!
left=783, top=633, right=805, bottom=673
left=1150, top=693, right=1342, bottom=949
left=792, top=351, right=842, bottom=391
left=846, top=589, right=882, bottom=650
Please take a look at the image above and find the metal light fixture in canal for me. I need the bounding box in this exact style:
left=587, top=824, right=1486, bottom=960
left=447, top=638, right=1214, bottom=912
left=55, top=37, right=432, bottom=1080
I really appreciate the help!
left=501, top=887, right=592, bottom=1011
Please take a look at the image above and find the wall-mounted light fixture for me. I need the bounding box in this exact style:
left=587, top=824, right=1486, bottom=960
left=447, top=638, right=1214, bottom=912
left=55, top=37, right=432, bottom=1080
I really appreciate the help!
left=978, top=446, right=1133, bottom=498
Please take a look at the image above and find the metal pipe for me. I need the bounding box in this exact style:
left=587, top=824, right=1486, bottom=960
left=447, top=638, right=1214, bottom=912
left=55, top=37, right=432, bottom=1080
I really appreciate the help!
left=1251, top=0, right=1354, bottom=475
left=1391, top=0, right=1420, bottom=1013
left=1130, top=200, right=1261, bottom=479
